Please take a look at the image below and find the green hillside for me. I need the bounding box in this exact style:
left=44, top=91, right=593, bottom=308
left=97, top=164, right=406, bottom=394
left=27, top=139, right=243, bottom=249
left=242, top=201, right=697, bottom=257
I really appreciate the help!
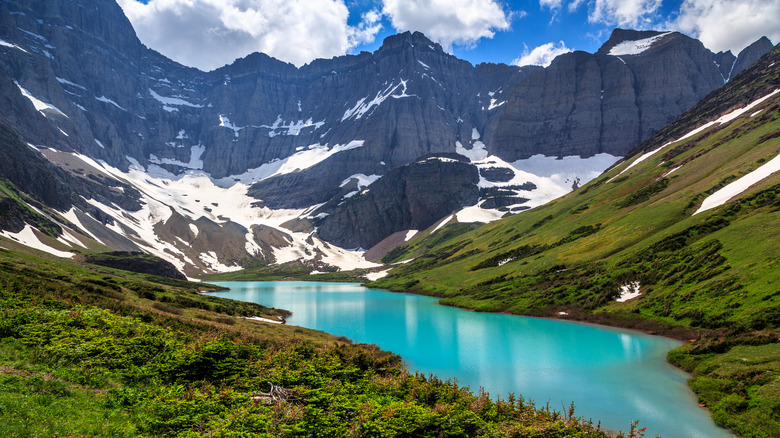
left=370, top=47, right=780, bottom=436
left=0, top=229, right=622, bottom=436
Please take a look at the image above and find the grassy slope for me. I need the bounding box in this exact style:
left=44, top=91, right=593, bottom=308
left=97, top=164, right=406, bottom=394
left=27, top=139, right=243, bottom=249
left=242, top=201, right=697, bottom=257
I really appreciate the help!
left=375, top=110, right=780, bottom=330
left=0, top=245, right=624, bottom=437
left=367, top=49, right=780, bottom=436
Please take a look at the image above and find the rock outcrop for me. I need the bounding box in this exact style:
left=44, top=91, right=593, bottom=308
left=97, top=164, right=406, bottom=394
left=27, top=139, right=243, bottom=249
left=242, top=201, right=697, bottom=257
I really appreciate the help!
left=315, top=154, right=479, bottom=249
left=84, top=251, right=187, bottom=280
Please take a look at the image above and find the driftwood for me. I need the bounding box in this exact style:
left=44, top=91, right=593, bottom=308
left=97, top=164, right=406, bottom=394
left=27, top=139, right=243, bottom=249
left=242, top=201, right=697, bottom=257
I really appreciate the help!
left=251, top=381, right=300, bottom=405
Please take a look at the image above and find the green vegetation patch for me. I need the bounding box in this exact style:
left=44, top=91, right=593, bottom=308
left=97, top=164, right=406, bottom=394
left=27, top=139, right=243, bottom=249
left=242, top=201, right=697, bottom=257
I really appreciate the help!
left=668, top=336, right=779, bottom=438
left=617, top=178, right=670, bottom=208
left=0, top=248, right=619, bottom=437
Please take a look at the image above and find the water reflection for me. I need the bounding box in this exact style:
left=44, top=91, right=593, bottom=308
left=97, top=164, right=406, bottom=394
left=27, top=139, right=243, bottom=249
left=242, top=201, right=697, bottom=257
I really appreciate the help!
left=209, top=282, right=732, bottom=438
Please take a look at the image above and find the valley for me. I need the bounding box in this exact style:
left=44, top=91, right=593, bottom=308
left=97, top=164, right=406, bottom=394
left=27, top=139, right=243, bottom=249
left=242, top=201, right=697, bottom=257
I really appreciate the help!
left=0, top=0, right=778, bottom=436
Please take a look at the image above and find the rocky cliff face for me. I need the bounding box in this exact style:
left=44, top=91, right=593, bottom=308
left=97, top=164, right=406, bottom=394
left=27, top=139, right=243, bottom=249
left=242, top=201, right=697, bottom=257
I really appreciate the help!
left=314, top=154, right=480, bottom=249
left=492, top=29, right=750, bottom=161
left=83, top=251, right=187, bottom=280
left=0, top=1, right=771, bottom=208
left=732, top=37, right=775, bottom=78
left=0, top=0, right=774, bottom=273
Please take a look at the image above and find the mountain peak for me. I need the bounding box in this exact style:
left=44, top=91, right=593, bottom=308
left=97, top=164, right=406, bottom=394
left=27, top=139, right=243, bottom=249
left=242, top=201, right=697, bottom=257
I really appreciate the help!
left=379, top=31, right=443, bottom=53
left=733, top=36, right=775, bottom=71
left=596, top=28, right=675, bottom=55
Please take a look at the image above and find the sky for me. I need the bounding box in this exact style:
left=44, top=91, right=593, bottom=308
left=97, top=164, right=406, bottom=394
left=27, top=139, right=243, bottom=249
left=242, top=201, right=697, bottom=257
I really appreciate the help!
left=117, top=0, right=780, bottom=71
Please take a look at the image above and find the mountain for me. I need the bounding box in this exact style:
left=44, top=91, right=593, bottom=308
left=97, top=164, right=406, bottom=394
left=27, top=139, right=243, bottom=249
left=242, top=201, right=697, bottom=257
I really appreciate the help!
left=368, top=45, right=780, bottom=436
left=373, top=43, right=780, bottom=325
left=0, top=0, right=773, bottom=274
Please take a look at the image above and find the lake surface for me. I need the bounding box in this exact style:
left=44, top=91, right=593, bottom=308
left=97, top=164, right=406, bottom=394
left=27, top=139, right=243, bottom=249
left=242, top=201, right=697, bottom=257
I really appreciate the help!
left=208, top=281, right=732, bottom=438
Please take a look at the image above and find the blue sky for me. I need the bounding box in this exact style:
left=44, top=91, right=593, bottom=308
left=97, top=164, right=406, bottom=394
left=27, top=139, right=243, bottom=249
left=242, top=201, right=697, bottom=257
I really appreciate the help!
left=118, top=0, right=779, bottom=71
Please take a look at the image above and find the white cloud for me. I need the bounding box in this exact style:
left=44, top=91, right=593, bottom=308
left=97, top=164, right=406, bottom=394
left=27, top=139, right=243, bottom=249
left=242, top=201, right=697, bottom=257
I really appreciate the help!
left=567, top=0, right=586, bottom=12
left=349, top=9, right=384, bottom=47
left=117, top=0, right=382, bottom=70
left=381, top=0, right=511, bottom=50
left=539, top=0, right=563, bottom=11
left=539, top=0, right=564, bottom=23
left=588, top=0, right=663, bottom=28
left=512, top=41, right=571, bottom=67
left=670, top=0, right=780, bottom=53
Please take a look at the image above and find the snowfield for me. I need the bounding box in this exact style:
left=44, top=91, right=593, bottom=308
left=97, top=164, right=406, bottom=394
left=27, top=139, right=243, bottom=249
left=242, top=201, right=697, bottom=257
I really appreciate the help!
left=453, top=152, right=619, bottom=224
left=609, top=32, right=672, bottom=56
left=49, top=150, right=378, bottom=274
left=695, top=153, right=780, bottom=215
left=0, top=225, right=74, bottom=258
left=213, top=141, right=366, bottom=187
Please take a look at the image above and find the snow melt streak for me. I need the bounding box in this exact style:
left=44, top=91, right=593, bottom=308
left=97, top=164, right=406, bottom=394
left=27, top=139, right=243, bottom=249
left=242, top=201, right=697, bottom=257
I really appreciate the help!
left=695, top=153, right=780, bottom=215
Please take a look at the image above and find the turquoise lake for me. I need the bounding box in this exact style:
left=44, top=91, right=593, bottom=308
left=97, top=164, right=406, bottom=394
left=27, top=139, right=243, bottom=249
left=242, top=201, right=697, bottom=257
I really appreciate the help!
left=208, top=281, right=732, bottom=438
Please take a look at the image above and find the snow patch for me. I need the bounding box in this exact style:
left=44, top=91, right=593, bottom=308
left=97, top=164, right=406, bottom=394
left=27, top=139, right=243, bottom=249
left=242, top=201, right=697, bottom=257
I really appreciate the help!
left=95, top=95, right=125, bottom=111
left=342, top=79, right=414, bottom=121
left=215, top=141, right=365, bottom=186
left=94, top=139, right=105, bottom=149
left=199, top=251, right=241, bottom=272
left=662, top=166, right=682, bottom=177
left=218, top=115, right=243, bottom=137
left=450, top=153, right=621, bottom=225
left=57, top=228, right=87, bottom=249
left=0, top=39, right=29, bottom=53
left=456, top=140, right=488, bottom=162
left=616, top=282, right=641, bottom=302
left=609, top=32, right=672, bottom=56
left=455, top=205, right=505, bottom=223
left=149, top=145, right=205, bottom=170
left=189, top=224, right=199, bottom=237
left=488, top=99, right=506, bottom=110
left=695, top=153, right=780, bottom=215
left=244, top=316, right=283, bottom=324
left=149, top=89, right=203, bottom=108
left=0, top=225, right=74, bottom=258
left=15, top=82, right=67, bottom=117
left=422, top=156, right=461, bottom=164
left=261, top=115, right=325, bottom=137
left=340, top=173, right=381, bottom=188
left=511, top=153, right=619, bottom=182
left=432, top=215, right=453, bottom=233
left=56, top=77, right=87, bottom=90
left=404, top=230, right=418, bottom=242
left=272, top=233, right=378, bottom=271
left=497, top=258, right=514, bottom=266
left=60, top=207, right=104, bottom=244
left=18, top=28, right=47, bottom=42
left=365, top=270, right=389, bottom=281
